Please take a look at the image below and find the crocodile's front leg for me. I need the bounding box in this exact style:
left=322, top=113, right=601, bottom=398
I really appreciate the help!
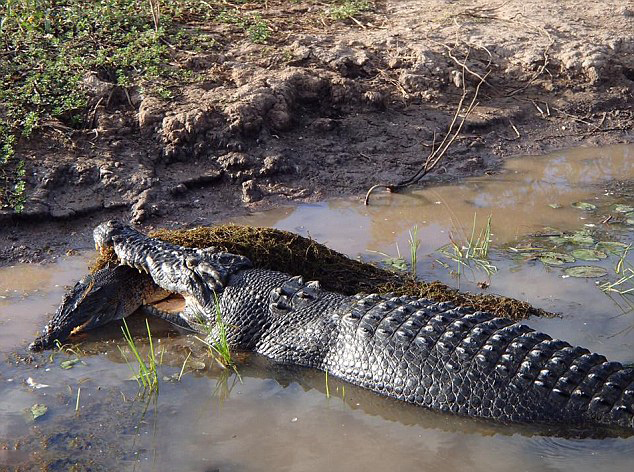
left=94, top=220, right=252, bottom=322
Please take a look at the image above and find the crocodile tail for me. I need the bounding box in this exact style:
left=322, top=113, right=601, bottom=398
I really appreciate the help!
left=321, top=294, right=634, bottom=431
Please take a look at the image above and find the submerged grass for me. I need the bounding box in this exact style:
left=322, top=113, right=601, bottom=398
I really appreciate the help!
left=177, top=351, right=192, bottom=382
left=93, top=224, right=553, bottom=321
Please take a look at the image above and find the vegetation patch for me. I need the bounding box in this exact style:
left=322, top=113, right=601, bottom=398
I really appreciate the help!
left=0, top=0, right=284, bottom=211
left=93, top=224, right=553, bottom=321
left=327, top=0, right=371, bottom=21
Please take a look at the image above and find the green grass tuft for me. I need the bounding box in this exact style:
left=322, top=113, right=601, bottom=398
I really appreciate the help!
left=437, top=214, right=497, bottom=279
left=194, top=291, right=236, bottom=370
left=119, top=318, right=160, bottom=393
left=408, top=225, right=421, bottom=277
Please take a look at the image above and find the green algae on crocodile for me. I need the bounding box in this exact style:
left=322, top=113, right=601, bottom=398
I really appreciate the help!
left=32, top=221, right=634, bottom=432
left=92, top=224, right=552, bottom=321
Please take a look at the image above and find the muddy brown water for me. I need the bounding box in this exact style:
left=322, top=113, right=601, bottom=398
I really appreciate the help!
left=2, top=144, right=634, bottom=471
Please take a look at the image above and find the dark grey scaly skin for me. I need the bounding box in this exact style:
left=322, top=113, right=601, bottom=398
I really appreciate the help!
left=29, top=264, right=170, bottom=350
left=36, top=221, right=634, bottom=431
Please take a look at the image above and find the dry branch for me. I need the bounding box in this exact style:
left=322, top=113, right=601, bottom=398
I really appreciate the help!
left=364, top=67, right=490, bottom=205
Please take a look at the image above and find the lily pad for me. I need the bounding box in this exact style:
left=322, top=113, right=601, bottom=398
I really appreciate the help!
left=538, top=252, right=575, bottom=265
left=564, top=266, right=608, bottom=278
left=596, top=241, right=628, bottom=252
left=383, top=258, right=407, bottom=271
left=508, top=245, right=544, bottom=253
left=570, top=231, right=594, bottom=245
left=548, top=203, right=562, bottom=209
left=30, top=404, right=48, bottom=420
left=541, top=227, right=563, bottom=236
left=570, top=249, right=607, bottom=261
left=548, top=236, right=570, bottom=245
left=613, top=204, right=634, bottom=213
left=190, top=360, right=206, bottom=371
left=60, top=359, right=80, bottom=370
left=571, top=202, right=597, bottom=211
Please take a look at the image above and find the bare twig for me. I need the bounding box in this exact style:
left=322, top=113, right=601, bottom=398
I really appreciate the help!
left=88, top=96, right=104, bottom=130
left=449, top=5, right=554, bottom=96
left=582, top=112, right=607, bottom=136
left=349, top=16, right=367, bottom=29
left=550, top=106, right=594, bottom=125
left=530, top=99, right=545, bottom=117
left=509, top=120, right=520, bottom=138
left=364, top=67, right=490, bottom=205
left=148, top=0, right=160, bottom=33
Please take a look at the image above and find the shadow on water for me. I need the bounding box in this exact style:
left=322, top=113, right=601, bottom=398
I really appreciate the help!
left=2, top=144, right=634, bottom=471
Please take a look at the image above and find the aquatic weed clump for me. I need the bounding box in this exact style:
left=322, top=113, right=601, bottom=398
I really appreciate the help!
left=92, top=224, right=553, bottom=321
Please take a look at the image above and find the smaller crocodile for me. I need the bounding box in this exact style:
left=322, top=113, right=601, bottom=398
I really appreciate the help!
left=31, top=221, right=634, bottom=433
left=30, top=264, right=177, bottom=351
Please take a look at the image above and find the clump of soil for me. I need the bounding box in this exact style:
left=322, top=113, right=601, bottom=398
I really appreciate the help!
left=93, top=224, right=552, bottom=321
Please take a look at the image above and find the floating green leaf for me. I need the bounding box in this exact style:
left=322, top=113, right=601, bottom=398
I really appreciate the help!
left=596, top=241, right=628, bottom=252
left=511, top=246, right=545, bottom=253
left=571, top=202, right=597, bottom=211
left=570, top=249, right=607, bottom=261
left=542, top=227, right=563, bottom=235
left=383, top=258, right=407, bottom=271
left=570, top=231, right=594, bottom=245
left=548, top=236, right=570, bottom=245
left=564, top=266, right=608, bottom=278
left=538, top=252, right=575, bottom=265
left=189, top=360, right=206, bottom=371
left=613, top=204, right=634, bottom=213
left=60, top=359, right=80, bottom=370
left=30, top=404, right=48, bottom=420
left=548, top=203, right=562, bottom=209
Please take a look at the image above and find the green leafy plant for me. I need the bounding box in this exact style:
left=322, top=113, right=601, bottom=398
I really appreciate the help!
left=216, top=8, right=270, bottom=43
left=328, top=0, right=371, bottom=20
left=0, top=0, right=219, bottom=209
left=369, top=225, right=422, bottom=275
left=246, top=14, right=270, bottom=43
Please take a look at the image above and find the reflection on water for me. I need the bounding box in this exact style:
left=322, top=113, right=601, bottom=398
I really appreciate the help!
left=237, top=144, right=634, bottom=253
left=1, top=144, right=634, bottom=471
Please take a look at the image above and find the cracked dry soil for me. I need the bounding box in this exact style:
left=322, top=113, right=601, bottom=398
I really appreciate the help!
left=1, top=0, right=633, bottom=265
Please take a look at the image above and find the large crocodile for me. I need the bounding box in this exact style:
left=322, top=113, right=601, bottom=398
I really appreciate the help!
left=31, top=221, right=634, bottom=433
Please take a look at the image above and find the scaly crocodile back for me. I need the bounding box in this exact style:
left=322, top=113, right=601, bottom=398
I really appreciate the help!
left=218, top=270, right=634, bottom=431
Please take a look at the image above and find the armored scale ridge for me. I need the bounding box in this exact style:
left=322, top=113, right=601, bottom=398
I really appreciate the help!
left=31, top=221, right=634, bottom=433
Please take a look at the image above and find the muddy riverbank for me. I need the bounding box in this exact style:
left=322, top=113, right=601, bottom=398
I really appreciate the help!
left=1, top=0, right=633, bottom=265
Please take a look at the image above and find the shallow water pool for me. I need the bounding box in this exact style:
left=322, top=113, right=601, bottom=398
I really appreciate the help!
left=1, top=144, right=634, bottom=471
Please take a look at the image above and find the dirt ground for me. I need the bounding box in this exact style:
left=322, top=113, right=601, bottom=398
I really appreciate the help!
left=1, top=0, right=632, bottom=266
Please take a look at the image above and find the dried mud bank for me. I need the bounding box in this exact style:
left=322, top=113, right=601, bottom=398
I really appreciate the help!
left=1, top=0, right=633, bottom=265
